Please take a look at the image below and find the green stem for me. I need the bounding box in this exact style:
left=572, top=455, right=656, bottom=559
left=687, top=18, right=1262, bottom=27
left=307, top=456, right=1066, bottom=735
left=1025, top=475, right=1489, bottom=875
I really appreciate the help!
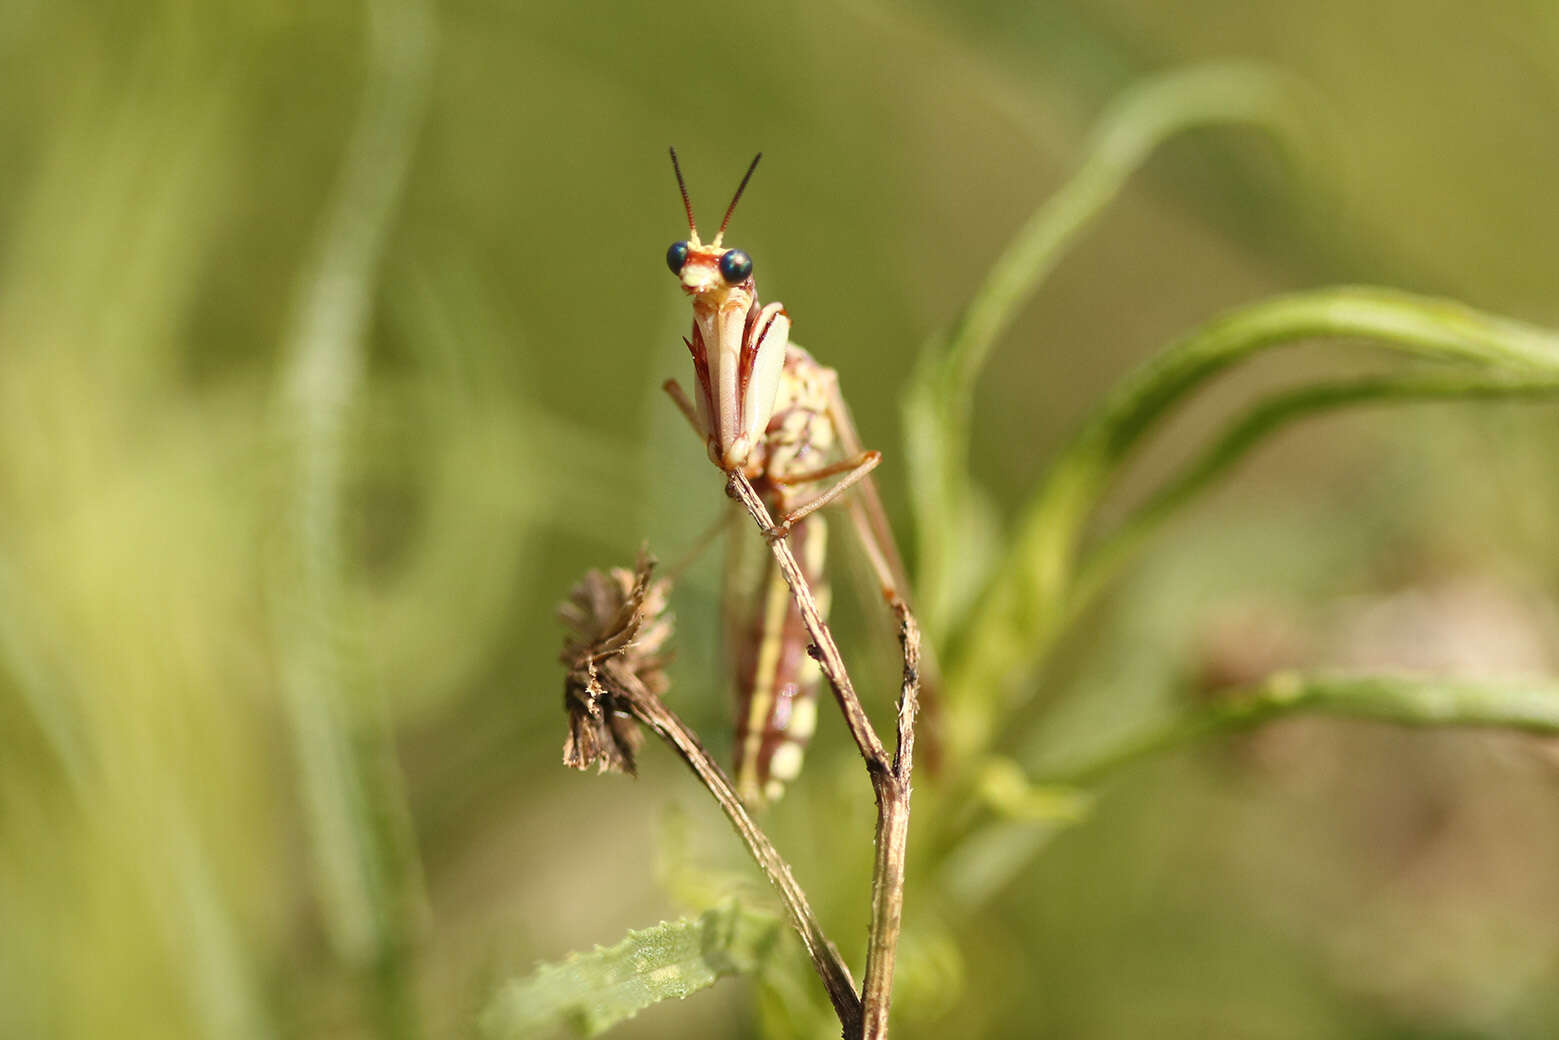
left=1050, top=671, right=1559, bottom=787
left=944, top=671, right=1559, bottom=909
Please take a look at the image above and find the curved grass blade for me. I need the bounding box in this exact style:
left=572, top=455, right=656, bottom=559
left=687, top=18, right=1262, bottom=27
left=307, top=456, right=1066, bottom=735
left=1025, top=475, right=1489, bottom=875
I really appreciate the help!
left=271, top=0, right=435, bottom=1030
left=1071, top=368, right=1559, bottom=614
left=905, top=63, right=1317, bottom=637
left=950, top=288, right=1559, bottom=743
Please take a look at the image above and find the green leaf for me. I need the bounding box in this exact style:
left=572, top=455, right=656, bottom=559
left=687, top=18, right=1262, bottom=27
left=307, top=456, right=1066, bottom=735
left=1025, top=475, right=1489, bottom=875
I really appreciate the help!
left=480, top=902, right=784, bottom=1039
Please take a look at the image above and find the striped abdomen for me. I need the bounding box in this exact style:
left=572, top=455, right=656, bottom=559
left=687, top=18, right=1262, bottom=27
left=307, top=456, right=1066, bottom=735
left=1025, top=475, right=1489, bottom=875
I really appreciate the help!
left=732, top=509, right=828, bottom=804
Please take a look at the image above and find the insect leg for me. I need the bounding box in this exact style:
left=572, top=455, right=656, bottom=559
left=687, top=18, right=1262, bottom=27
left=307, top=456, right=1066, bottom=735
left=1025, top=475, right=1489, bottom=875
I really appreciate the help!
left=821, top=368, right=944, bottom=768
left=765, top=450, right=882, bottom=539
left=770, top=452, right=882, bottom=488
left=815, top=370, right=913, bottom=609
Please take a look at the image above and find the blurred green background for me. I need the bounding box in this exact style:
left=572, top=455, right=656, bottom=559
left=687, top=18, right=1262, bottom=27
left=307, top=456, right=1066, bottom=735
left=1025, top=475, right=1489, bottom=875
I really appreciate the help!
left=5, top=1, right=1559, bottom=1038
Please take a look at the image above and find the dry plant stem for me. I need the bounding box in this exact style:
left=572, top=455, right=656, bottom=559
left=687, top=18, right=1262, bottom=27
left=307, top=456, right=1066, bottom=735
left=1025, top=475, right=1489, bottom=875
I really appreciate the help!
left=727, top=470, right=921, bottom=1040
left=861, top=605, right=921, bottom=1040
left=602, top=661, right=863, bottom=1033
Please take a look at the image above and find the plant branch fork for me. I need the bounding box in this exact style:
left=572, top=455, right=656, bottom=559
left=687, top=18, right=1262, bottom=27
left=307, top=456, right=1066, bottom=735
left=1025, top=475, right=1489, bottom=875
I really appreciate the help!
left=727, top=470, right=922, bottom=1040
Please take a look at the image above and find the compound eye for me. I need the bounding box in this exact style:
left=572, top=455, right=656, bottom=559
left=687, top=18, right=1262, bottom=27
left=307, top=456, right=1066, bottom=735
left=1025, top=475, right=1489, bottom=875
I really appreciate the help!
left=666, top=241, right=690, bottom=274
left=718, top=249, right=753, bottom=284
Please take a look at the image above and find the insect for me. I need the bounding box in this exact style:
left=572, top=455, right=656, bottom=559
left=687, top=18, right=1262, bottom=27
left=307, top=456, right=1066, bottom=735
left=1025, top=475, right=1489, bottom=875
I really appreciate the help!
left=662, top=149, right=919, bottom=804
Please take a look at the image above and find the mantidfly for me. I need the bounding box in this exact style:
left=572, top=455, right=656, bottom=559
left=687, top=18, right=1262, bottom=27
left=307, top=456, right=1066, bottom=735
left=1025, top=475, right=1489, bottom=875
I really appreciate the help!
left=662, top=148, right=924, bottom=804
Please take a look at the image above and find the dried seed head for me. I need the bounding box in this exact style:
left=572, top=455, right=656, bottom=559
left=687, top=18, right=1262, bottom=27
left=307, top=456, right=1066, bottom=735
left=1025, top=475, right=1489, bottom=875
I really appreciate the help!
left=558, top=552, right=673, bottom=688
left=561, top=668, right=645, bottom=776
left=558, top=550, right=674, bottom=775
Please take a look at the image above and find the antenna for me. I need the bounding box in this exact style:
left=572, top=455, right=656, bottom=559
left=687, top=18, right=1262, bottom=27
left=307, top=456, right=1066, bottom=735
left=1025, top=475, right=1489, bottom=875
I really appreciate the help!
left=713, top=153, right=761, bottom=247
left=668, top=147, right=699, bottom=241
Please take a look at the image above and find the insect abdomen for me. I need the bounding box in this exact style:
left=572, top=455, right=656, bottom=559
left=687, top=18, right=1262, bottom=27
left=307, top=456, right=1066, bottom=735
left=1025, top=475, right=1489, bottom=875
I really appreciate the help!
left=732, top=513, right=827, bottom=804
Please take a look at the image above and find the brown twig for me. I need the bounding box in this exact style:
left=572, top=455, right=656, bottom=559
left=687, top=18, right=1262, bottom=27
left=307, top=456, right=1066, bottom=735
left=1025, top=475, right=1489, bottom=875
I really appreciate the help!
left=727, top=471, right=922, bottom=1039
left=861, top=604, right=920, bottom=1039
left=725, top=472, right=891, bottom=772
left=560, top=556, right=861, bottom=1029
left=585, top=658, right=864, bottom=1033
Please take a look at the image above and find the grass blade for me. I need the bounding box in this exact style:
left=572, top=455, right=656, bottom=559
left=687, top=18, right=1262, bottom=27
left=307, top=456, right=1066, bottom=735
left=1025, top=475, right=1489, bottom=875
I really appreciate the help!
left=906, top=63, right=1315, bottom=637
left=1052, top=671, right=1559, bottom=787
left=272, top=0, right=434, bottom=1032
left=1071, top=369, right=1559, bottom=612
left=949, top=288, right=1559, bottom=748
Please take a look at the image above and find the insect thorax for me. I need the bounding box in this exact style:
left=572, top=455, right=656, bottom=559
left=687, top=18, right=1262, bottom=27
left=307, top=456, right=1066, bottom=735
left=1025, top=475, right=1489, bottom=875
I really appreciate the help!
left=756, top=346, right=837, bottom=506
